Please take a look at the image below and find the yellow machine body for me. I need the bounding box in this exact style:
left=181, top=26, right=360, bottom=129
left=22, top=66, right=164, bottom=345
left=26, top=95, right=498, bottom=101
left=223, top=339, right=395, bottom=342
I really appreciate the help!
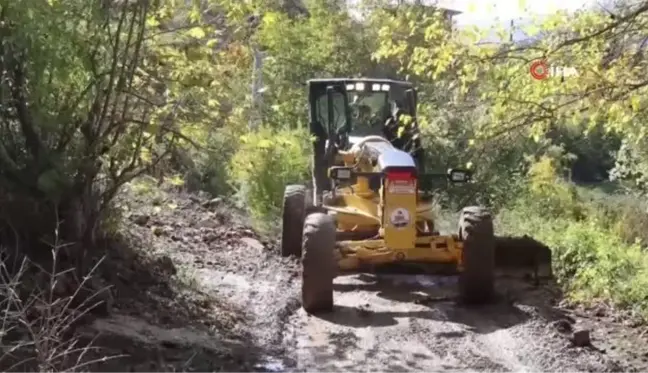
left=324, top=141, right=465, bottom=273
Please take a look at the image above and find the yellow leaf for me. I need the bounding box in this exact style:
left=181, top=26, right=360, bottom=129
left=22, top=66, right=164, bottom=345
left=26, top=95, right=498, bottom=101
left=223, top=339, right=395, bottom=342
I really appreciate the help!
left=399, top=114, right=413, bottom=125
left=187, top=27, right=206, bottom=39
left=140, top=148, right=152, bottom=163
left=169, top=175, right=185, bottom=186
left=631, top=95, right=641, bottom=112
left=189, top=8, right=201, bottom=23
left=263, top=12, right=279, bottom=27
left=146, top=17, right=160, bottom=27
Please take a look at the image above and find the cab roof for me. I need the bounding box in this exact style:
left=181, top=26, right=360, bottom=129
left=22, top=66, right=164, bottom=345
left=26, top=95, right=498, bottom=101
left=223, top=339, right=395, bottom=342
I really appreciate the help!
left=307, top=78, right=413, bottom=88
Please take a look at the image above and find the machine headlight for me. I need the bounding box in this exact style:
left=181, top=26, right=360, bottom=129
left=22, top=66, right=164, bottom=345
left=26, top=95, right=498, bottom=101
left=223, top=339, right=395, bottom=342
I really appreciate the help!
left=447, top=168, right=472, bottom=183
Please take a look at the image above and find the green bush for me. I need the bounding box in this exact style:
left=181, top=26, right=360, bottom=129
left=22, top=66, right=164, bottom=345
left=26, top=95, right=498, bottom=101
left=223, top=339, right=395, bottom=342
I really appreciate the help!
left=189, top=128, right=242, bottom=196
left=497, top=156, right=648, bottom=318
left=520, top=156, right=585, bottom=220
left=228, top=126, right=312, bottom=222
left=499, top=210, right=648, bottom=316
left=578, top=188, right=648, bottom=247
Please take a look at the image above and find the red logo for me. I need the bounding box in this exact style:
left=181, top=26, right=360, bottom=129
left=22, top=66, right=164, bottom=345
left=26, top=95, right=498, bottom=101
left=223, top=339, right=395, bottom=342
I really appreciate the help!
left=530, top=60, right=549, bottom=80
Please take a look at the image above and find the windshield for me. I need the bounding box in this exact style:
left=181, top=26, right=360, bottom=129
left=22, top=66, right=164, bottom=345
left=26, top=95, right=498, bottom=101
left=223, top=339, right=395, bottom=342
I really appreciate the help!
left=348, top=92, right=389, bottom=137
left=315, top=82, right=409, bottom=138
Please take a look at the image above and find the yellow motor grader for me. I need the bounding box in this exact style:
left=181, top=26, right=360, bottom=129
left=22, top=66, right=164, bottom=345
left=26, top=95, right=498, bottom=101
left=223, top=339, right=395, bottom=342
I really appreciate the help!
left=280, top=78, right=551, bottom=313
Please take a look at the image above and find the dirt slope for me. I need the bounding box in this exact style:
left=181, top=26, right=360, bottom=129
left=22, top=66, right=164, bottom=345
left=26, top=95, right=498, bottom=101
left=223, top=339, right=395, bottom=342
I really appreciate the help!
left=80, top=183, right=303, bottom=371
left=86, top=184, right=648, bottom=372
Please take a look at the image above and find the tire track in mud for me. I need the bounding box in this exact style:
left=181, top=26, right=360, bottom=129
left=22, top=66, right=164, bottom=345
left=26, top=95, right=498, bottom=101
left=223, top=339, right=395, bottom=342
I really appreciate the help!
left=280, top=273, right=629, bottom=372
left=192, top=249, right=303, bottom=363
left=408, top=317, right=511, bottom=372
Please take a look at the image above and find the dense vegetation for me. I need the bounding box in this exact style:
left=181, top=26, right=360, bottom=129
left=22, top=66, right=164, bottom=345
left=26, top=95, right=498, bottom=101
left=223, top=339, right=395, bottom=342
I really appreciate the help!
left=4, top=0, right=648, bottom=326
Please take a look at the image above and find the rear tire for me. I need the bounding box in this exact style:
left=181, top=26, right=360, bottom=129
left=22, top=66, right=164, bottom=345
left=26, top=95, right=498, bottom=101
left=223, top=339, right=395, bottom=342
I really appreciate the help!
left=302, top=213, right=336, bottom=313
left=458, top=206, right=495, bottom=304
left=281, top=185, right=306, bottom=258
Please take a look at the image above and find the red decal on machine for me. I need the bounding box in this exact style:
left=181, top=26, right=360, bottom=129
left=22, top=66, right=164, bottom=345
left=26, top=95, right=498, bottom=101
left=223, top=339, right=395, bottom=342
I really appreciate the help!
left=388, top=180, right=416, bottom=194
left=388, top=171, right=413, bottom=181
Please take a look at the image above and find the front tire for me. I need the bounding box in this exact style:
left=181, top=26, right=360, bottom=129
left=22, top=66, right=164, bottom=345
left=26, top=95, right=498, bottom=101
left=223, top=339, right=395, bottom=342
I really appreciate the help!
left=281, top=185, right=306, bottom=258
left=302, top=213, right=336, bottom=313
left=458, top=206, right=495, bottom=304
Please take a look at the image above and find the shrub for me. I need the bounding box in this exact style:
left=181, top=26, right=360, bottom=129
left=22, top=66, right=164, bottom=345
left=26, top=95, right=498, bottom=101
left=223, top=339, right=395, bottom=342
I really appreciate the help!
left=499, top=210, right=648, bottom=316
left=578, top=188, right=648, bottom=247
left=495, top=153, right=648, bottom=317
left=518, top=156, right=585, bottom=220
left=498, top=155, right=648, bottom=318
left=228, top=126, right=312, bottom=221
left=186, top=126, right=244, bottom=196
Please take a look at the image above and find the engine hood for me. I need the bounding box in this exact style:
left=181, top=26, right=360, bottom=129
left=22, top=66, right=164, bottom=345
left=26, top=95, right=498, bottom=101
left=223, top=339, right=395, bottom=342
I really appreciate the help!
left=350, top=136, right=416, bottom=170
left=325, top=136, right=416, bottom=170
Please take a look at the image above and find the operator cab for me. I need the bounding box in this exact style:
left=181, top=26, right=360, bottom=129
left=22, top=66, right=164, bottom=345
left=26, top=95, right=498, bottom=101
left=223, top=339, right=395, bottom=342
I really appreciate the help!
left=307, top=78, right=424, bottom=199
left=308, top=78, right=418, bottom=149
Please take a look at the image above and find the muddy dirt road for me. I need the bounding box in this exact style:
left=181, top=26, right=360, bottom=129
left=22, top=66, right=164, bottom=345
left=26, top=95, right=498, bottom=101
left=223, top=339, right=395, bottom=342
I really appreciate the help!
left=282, top=274, right=620, bottom=372
left=199, top=244, right=634, bottom=373
left=91, top=188, right=646, bottom=372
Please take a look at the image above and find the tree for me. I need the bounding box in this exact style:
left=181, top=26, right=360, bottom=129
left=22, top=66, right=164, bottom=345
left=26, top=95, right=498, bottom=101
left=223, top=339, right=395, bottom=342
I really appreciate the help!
left=0, top=0, right=185, bottom=266
left=372, top=0, right=648, bottom=196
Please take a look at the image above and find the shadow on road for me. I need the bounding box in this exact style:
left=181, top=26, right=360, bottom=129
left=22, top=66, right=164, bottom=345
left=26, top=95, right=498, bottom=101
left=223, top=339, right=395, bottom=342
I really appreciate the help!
left=316, top=299, right=532, bottom=333
left=321, top=272, right=539, bottom=333
left=300, top=343, right=443, bottom=372
left=317, top=304, right=443, bottom=327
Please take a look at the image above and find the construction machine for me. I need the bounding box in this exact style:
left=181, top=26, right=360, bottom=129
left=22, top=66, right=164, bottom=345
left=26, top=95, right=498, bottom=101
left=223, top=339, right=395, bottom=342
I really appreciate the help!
left=280, top=78, right=551, bottom=314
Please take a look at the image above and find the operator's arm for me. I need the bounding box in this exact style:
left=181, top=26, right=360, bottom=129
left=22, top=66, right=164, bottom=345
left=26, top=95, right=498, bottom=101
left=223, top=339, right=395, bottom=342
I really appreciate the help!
left=382, top=115, right=399, bottom=143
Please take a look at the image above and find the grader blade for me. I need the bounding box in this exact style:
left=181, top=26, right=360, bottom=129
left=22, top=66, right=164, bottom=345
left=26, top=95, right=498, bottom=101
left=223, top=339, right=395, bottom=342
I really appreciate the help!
left=494, top=235, right=552, bottom=284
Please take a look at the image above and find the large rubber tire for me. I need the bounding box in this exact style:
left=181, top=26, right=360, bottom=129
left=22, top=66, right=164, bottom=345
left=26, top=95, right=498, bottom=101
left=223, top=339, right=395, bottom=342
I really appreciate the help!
left=281, top=185, right=306, bottom=258
left=458, top=206, right=495, bottom=304
left=302, top=213, right=336, bottom=314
